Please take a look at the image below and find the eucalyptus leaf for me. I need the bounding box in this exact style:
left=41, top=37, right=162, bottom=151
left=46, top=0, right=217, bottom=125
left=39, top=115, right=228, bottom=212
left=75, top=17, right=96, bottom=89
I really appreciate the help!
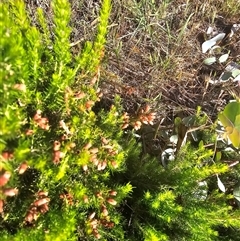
left=219, top=72, right=233, bottom=82
left=203, top=57, right=216, bottom=65
left=217, top=176, right=226, bottom=193
left=233, top=74, right=240, bottom=82
left=233, top=185, right=240, bottom=202
left=218, top=102, right=240, bottom=148
left=191, top=131, right=198, bottom=142
left=202, top=33, right=225, bottom=53
left=232, top=69, right=240, bottom=78
left=170, top=135, right=178, bottom=145
left=218, top=53, right=229, bottom=63
left=206, top=26, right=213, bottom=35
left=182, top=115, right=196, bottom=127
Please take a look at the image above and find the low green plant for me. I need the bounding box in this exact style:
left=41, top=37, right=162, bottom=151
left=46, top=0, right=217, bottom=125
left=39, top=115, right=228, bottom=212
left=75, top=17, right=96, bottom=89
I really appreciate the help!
left=1, top=0, right=132, bottom=240
left=118, top=109, right=240, bottom=241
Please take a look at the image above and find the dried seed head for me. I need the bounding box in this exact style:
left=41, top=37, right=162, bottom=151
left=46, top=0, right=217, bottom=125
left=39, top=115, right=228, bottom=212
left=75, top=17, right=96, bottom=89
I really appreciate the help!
left=32, top=211, right=38, bottom=221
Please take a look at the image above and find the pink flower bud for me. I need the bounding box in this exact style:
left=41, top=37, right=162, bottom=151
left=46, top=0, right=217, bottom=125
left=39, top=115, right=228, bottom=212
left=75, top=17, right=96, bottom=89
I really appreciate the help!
left=109, top=190, right=117, bottom=196
left=3, top=188, right=18, bottom=196
left=14, top=83, right=26, bottom=92
left=0, top=199, right=4, bottom=213
left=37, top=191, right=48, bottom=197
left=93, top=229, right=101, bottom=239
left=25, top=212, right=34, bottom=223
left=18, top=162, right=28, bottom=174
left=83, top=195, right=89, bottom=203
left=111, top=161, right=118, bottom=169
left=89, top=148, right=99, bottom=154
left=83, top=143, right=92, bottom=150
left=53, top=141, right=61, bottom=151
left=122, top=123, right=129, bottom=129
left=0, top=171, right=11, bottom=186
left=100, top=160, right=107, bottom=170
left=88, top=212, right=96, bottom=220
left=107, top=198, right=117, bottom=206
left=101, top=206, right=108, bottom=216
left=82, top=165, right=88, bottom=172
left=25, top=129, right=34, bottom=136
left=34, top=197, right=50, bottom=207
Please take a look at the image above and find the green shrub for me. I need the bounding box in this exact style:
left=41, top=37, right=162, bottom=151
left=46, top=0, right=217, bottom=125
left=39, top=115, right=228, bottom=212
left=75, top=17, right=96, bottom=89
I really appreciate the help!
left=1, top=0, right=132, bottom=240
left=0, top=1, right=239, bottom=240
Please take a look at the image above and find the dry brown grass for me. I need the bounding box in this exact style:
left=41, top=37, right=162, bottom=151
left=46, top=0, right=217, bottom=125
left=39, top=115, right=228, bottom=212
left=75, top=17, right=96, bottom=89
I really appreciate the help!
left=25, top=0, right=240, bottom=125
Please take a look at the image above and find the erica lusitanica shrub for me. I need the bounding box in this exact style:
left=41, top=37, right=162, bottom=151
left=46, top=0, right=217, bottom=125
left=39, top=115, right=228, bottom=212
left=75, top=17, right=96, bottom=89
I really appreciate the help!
left=0, top=1, right=240, bottom=240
